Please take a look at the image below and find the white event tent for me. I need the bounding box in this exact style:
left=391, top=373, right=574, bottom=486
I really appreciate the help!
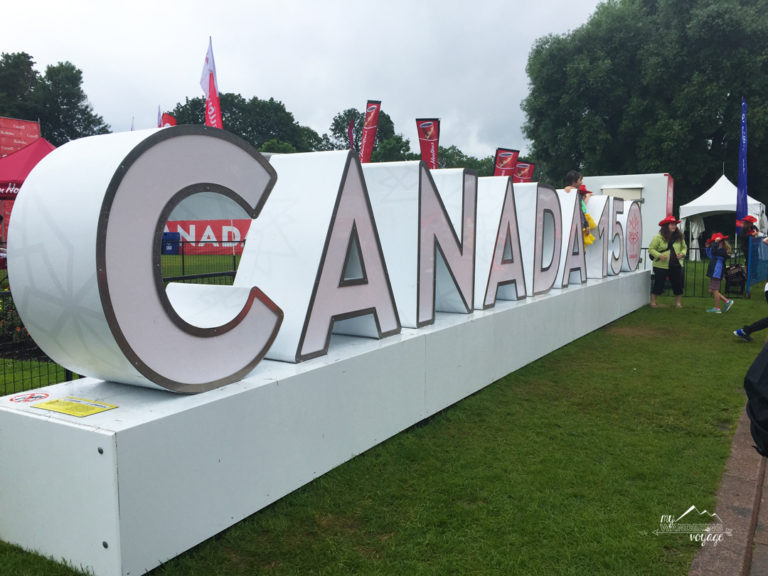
left=680, top=174, right=766, bottom=260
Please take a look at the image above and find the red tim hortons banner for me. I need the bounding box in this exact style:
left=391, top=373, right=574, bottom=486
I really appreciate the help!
left=0, top=117, right=41, bottom=156
left=165, top=219, right=252, bottom=255
left=359, top=100, right=381, bottom=164
left=416, top=118, right=440, bottom=169
left=513, top=162, right=535, bottom=183
left=493, top=148, right=519, bottom=177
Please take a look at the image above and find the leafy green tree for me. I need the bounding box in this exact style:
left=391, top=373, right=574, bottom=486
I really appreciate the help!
left=171, top=94, right=322, bottom=152
left=370, top=134, right=419, bottom=162
left=523, top=0, right=768, bottom=205
left=437, top=145, right=494, bottom=176
left=37, top=62, right=110, bottom=145
left=0, top=52, right=39, bottom=120
left=0, top=52, right=110, bottom=146
left=259, top=139, right=296, bottom=154
left=328, top=108, right=396, bottom=151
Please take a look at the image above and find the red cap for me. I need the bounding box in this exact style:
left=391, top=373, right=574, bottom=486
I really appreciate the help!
left=658, top=216, right=680, bottom=227
left=711, top=233, right=728, bottom=242
left=742, top=215, right=758, bottom=223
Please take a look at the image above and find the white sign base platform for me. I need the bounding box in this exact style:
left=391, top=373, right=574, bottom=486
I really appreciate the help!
left=0, top=271, right=649, bottom=576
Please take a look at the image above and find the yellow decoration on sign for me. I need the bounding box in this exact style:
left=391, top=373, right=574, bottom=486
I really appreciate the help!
left=32, top=397, right=117, bottom=418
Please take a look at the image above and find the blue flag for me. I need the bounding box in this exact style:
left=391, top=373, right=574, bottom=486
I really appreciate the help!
left=736, top=97, right=748, bottom=233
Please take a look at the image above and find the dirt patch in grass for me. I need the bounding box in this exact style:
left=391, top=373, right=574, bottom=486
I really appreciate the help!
left=603, top=324, right=668, bottom=339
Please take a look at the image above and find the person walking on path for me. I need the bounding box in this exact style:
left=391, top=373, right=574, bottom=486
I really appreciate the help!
left=734, top=290, right=768, bottom=340
left=705, top=232, right=734, bottom=314
left=649, top=216, right=687, bottom=308
left=735, top=239, right=768, bottom=341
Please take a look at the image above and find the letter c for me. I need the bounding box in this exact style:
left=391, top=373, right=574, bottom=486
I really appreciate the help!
left=9, top=126, right=282, bottom=393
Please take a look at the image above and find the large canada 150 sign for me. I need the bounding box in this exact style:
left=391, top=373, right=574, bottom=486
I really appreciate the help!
left=7, top=126, right=641, bottom=393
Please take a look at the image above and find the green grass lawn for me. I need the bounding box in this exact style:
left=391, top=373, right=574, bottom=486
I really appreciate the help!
left=1, top=291, right=764, bottom=575
left=161, top=253, right=240, bottom=283
left=0, top=358, right=70, bottom=396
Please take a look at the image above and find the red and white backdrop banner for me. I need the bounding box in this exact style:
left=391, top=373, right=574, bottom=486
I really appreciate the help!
left=493, top=148, right=519, bottom=177
left=359, top=100, right=381, bottom=164
left=416, top=118, right=440, bottom=170
left=0, top=117, right=40, bottom=156
left=165, top=219, right=251, bottom=255
left=513, top=162, right=535, bottom=183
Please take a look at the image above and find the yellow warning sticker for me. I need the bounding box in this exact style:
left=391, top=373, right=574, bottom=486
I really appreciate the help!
left=32, top=396, right=117, bottom=418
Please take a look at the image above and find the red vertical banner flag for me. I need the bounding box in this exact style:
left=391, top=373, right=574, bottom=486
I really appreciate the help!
left=513, top=162, right=535, bottom=183
left=347, top=118, right=355, bottom=151
left=359, top=100, right=381, bottom=163
left=416, top=118, right=440, bottom=169
left=200, top=37, right=223, bottom=129
left=493, top=148, right=519, bottom=177
left=665, top=173, right=674, bottom=217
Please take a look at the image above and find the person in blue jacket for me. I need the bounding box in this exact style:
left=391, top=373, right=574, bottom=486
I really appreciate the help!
left=705, top=233, right=734, bottom=314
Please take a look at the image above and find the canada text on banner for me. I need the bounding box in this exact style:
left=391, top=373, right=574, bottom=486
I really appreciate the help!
left=416, top=118, right=440, bottom=170
left=493, top=148, right=519, bottom=177
left=359, top=101, right=381, bottom=164
left=165, top=219, right=251, bottom=255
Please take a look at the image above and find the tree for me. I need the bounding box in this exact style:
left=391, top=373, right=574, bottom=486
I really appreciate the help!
left=259, top=139, right=296, bottom=154
left=436, top=145, right=494, bottom=176
left=0, top=52, right=39, bottom=120
left=328, top=108, right=396, bottom=151
left=37, top=62, right=110, bottom=145
left=0, top=52, right=110, bottom=145
left=171, top=94, right=320, bottom=152
left=522, top=0, right=768, bottom=206
left=370, top=134, right=419, bottom=162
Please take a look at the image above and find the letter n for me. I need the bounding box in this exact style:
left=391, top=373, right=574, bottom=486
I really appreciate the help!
left=418, top=167, right=477, bottom=326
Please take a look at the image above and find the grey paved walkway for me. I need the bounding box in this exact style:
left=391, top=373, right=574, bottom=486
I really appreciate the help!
left=688, top=405, right=766, bottom=576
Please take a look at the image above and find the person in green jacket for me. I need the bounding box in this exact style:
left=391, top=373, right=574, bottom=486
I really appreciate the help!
left=649, top=216, right=687, bottom=308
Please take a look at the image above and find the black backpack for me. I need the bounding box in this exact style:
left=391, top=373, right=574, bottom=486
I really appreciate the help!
left=743, top=342, right=768, bottom=456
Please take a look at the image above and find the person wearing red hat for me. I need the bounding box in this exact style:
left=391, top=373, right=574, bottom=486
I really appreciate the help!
left=705, top=233, right=734, bottom=313
left=577, top=185, right=597, bottom=245
left=649, top=216, right=687, bottom=308
left=738, top=214, right=760, bottom=256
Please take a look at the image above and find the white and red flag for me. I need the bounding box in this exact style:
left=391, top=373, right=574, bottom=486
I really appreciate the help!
left=200, top=37, right=223, bottom=129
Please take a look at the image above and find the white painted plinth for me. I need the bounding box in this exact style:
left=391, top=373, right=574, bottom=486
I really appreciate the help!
left=0, top=271, right=649, bottom=576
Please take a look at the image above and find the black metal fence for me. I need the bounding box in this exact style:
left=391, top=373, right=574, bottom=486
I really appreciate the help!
left=0, top=240, right=243, bottom=395
left=646, top=246, right=759, bottom=299
left=0, top=241, right=764, bottom=395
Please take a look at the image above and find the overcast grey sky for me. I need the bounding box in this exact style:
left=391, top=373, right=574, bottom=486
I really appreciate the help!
left=4, top=0, right=603, bottom=157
